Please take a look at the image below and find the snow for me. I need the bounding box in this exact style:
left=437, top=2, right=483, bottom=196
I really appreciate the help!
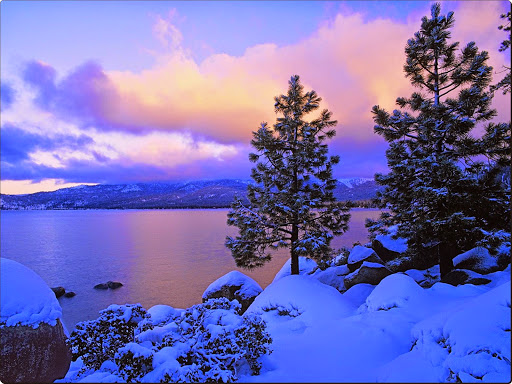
left=337, top=177, right=373, bottom=188
left=147, top=304, right=183, bottom=325
left=362, top=273, right=425, bottom=312
left=347, top=245, right=375, bottom=264
left=272, top=256, right=317, bottom=282
left=242, top=265, right=511, bottom=382
left=0, top=258, right=62, bottom=328
left=375, top=233, right=408, bottom=253
left=56, top=253, right=511, bottom=383
left=453, top=247, right=498, bottom=271
left=310, top=265, right=349, bottom=291
left=202, top=270, right=262, bottom=299
left=247, top=275, right=355, bottom=324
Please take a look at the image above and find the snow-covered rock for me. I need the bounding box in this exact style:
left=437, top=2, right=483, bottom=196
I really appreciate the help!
left=311, top=265, right=349, bottom=292
left=272, top=256, right=317, bottom=282
left=404, top=265, right=440, bottom=287
left=362, top=273, right=425, bottom=312
left=344, top=261, right=392, bottom=290
left=372, top=234, right=408, bottom=262
left=442, top=269, right=491, bottom=286
left=0, top=258, right=71, bottom=382
left=202, top=270, right=262, bottom=313
left=1, top=258, right=62, bottom=328
left=453, top=247, right=500, bottom=274
left=347, top=245, right=384, bottom=272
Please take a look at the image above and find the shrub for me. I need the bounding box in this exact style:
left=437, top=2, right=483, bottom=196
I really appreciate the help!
left=68, top=303, right=151, bottom=370
left=68, top=298, right=272, bottom=382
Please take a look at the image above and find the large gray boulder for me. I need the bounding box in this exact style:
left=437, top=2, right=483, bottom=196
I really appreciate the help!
left=0, top=258, right=71, bottom=383
left=347, top=246, right=384, bottom=272
left=1, top=320, right=71, bottom=383
left=202, top=271, right=263, bottom=314
left=344, top=261, right=392, bottom=290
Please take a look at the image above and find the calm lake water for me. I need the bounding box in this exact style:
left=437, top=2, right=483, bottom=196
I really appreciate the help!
left=0, top=208, right=381, bottom=331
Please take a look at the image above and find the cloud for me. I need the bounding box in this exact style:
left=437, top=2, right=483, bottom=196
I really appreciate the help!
left=0, top=124, right=94, bottom=164
left=22, top=60, right=124, bottom=130
left=3, top=1, right=510, bottom=192
left=1, top=82, right=16, bottom=110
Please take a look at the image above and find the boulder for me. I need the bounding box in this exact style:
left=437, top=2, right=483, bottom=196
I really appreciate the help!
left=344, top=261, right=392, bottom=290
left=64, top=291, right=76, bottom=298
left=51, top=286, right=66, bottom=298
left=312, top=265, right=350, bottom=292
left=347, top=246, right=384, bottom=272
left=441, top=269, right=492, bottom=286
left=0, top=319, right=71, bottom=383
left=453, top=247, right=500, bottom=274
left=202, top=271, right=262, bottom=314
left=372, top=238, right=400, bottom=262
left=94, top=283, right=109, bottom=290
left=0, top=258, right=71, bottom=383
left=107, top=281, right=123, bottom=289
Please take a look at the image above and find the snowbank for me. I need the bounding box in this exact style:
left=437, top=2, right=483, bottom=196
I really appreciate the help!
left=0, top=258, right=62, bottom=328
left=378, top=282, right=511, bottom=382
left=247, top=275, right=355, bottom=323
left=362, top=273, right=425, bottom=312
left=272, top=257, right=317, bottom=282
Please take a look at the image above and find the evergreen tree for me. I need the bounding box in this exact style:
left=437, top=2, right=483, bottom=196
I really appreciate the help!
left=367, top=3, right=510, bottom=278
left=226, top=75, right=351, bottom=275
left=491, top=10, right=511, bottom=94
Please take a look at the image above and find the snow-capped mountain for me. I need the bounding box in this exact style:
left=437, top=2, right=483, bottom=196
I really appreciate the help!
left=0, top=178, right=380, bottom=210
left=337, top=178, right=374, bottom=188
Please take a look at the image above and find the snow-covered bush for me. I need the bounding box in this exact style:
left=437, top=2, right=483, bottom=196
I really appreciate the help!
left=151, top=298, right=272, bottom=381
left=66, top=298, right=272, bottom=382
left=115, top=343, right=154, bottom=382
left=68, top=304, right=151, bottom=370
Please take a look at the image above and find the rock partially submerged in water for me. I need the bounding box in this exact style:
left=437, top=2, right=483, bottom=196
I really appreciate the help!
left=51, top=286, right=66, bottom=298
left=94, top=281, right=123, bottom=290
left=107, top=281, right=123, bottom=289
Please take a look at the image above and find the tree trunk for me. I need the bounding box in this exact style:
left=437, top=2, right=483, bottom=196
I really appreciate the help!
left=290, top=223, right=299, bottom=275
left=439, top=242, right=455, bottom=278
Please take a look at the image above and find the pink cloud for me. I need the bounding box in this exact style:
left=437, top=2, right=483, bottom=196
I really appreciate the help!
left=100, top=1, right=508, bottom=147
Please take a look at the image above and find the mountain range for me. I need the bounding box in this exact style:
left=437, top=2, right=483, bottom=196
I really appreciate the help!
left=0, top=178, right=380, bottom=210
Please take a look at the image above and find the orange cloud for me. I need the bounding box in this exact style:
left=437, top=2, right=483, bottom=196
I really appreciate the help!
left=102, top=1, right=509, bottom=146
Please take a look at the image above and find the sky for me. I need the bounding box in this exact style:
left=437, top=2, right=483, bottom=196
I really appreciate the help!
left=1, top=0, right=510, bottom=195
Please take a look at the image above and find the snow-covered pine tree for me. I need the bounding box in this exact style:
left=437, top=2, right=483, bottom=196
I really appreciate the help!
left=491, top=10, right=511, bottom=95
left=367, top=3, right=510, bottom=278
left=225, top=75, right=351, bottom=275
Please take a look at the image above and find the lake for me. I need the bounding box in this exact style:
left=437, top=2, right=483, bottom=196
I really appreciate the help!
left=0, top=208, right=381, bottom=331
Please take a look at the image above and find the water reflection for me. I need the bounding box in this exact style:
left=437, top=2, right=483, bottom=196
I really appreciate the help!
left=1, top=208, right=381, bottom=331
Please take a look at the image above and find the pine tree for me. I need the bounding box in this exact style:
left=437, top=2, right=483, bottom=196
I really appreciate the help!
left=225, top=75, right=351, bottom=275
left=367, top=3, right=510, bottom=278
left=491, top=10, right=511, bottom=95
